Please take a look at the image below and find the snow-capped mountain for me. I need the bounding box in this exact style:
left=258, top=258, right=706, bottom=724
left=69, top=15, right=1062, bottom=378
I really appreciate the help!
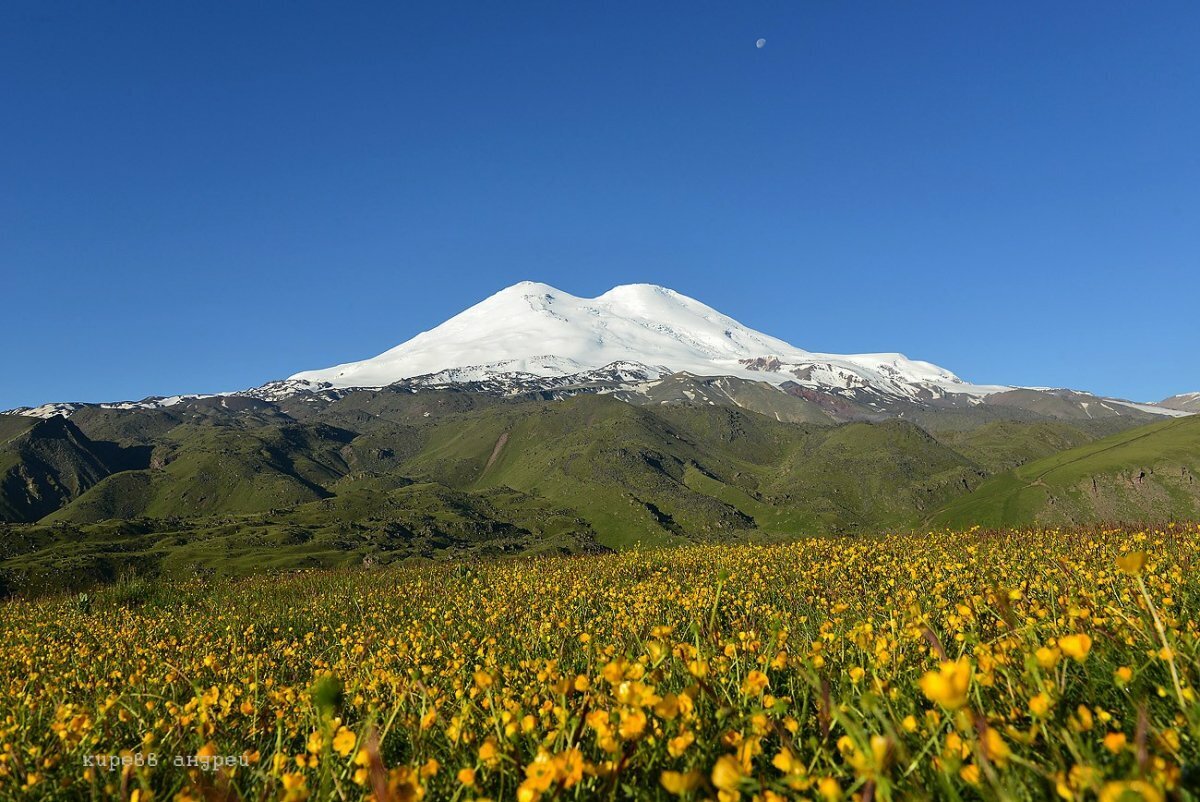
left=290, top=281, right=1006, bottom=402
left=4, top=281, right=1190, bottom=423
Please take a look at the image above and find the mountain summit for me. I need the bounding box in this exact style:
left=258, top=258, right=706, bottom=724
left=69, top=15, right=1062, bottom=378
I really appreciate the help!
left=290, top=281, right=995, bottom=401
left=6, top=282, right=1187, bottom=423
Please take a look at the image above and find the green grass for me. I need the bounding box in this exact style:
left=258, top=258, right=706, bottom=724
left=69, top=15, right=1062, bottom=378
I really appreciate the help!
left=2, top=389, right=1195, bottom=594
left=932, top=415, right=1200, bottom=527
left=935, top=420, right=1097, bottom=473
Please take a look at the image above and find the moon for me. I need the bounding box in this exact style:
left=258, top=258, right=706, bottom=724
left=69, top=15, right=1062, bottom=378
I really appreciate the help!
left=756, top=38, right=766, bottom=49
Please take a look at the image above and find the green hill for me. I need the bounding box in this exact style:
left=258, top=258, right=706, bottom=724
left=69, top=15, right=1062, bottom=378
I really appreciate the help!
left=2, top=386, right=1194, bottom=595
left=46, top=422, right=359, bottom=523
left=934, top=420, right=1098, bottom=473
left=0, top=416, right=141, bottom=522
left=931, top=415, right=1200, bottom=527
left=1, top=480, right=602, bottom=592
left=402, top=395, right=980, bottom=548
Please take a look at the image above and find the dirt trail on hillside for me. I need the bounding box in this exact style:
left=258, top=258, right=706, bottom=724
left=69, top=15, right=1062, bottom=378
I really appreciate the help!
left=484, top=432, right=509, bottom=472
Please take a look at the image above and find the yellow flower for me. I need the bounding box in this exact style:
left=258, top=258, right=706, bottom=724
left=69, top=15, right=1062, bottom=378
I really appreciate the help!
left=1103, top=732, right=1127, bottom=754
left=654, top=693, right=680, bottom=720
left=331, top=727, right=356, bottom=757
left=741, top=670, right=769, bottom=697
left=817, top=777, right=842, bottom=801
left=554, top=748, right=584, bottom=788
left=280, top=773, right=309, bottom=802
left=9, top=523, right=1200, bottom=799
left=919, top=658, right=972, bottom=709
left=944, top=732, right=970, bottom=760
left=870, top=734, right=893, bottom=770
left=1071, top=705, right=1094, bottom=732
left=1029, top=692, right=1053, bottom=718
left=711, top=755, right=743, bottom=792
left=1035, top=646, right=1061, bottom=669
left=1099, top=780, right=1163, bottom=802
left=1116, top=552, right=1147, bottom=576
left=984, top=728, right=1011, bottom=767
left=602, top=660, right=626, bottom=684
left=668, top=730, right=695, bottom=757
left=478, top=738, right=500, bottom=766
left=1059, top=634, right=1093, bottom=662
left=660, top=770, right=702, bottom=795
left=523, top=752, right=557, bottom=793
left=772, top=748, right=801, bottom=774
left=618, top=709, right=647, bottom=739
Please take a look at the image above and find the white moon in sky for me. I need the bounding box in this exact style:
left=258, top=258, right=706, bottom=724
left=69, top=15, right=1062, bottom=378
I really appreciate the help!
left=756, top=38, right=766, bottom=48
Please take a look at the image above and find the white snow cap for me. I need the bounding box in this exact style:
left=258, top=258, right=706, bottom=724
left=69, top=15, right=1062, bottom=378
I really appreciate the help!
left=289, top=281, right=1004, bottom=399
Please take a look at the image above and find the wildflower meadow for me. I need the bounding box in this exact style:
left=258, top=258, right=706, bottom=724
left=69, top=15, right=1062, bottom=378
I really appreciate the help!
left=2, top=525, right=1198, bottom=800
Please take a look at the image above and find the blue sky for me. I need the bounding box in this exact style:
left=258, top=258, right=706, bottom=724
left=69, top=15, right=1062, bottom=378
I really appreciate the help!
left=2, top=2, right=1197, bottom=409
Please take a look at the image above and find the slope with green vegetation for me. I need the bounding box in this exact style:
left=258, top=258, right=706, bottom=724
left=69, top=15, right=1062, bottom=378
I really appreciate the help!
left=402, top=395, right=983, bottom=547
left=46, top=422, right=359, bottom=523
left=932, top=415, right=1200, bottom=527
left=0, top=415, right=147, bottom=522
left=0, top=385, right=1194, bottom=595
left=934, top=420, right=1098, bottom=473
left=0, top=480, right=602, bottom=594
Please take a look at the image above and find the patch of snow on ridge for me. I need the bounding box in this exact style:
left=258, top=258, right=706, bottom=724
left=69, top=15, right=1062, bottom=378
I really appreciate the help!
left=397, top=361, right=668, bottom=396
left=2, top=403, right=83, bottom=419
left=101, top=394, right=215, bottom=410
left=1109, top=399, right=1191, bottom=418
left=236, top=379, right=342, bottom=402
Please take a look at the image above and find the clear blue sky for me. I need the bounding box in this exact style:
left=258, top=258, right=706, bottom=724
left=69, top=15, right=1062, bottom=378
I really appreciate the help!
left=2, top=2, right=1197, bottom=409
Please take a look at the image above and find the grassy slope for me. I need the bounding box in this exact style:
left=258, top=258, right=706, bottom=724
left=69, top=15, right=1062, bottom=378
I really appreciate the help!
left=5, top=389, right=1195, bottom=593
left=935, top=420, right=1097, bottom=473
left=404, top=396, right=732, bottom=548
left=3, top=480, right=601, bottom=592
left=0, top=416, right=37, bottom=443
left=46, top=423, right=358, bottom=523
left=932, top=415, right=1200, bottom=528
left=0, top=416, right=118, bottom=522
left=402, top=396, right=982, bottom=548
left=764, top=419, right=979, bottom=531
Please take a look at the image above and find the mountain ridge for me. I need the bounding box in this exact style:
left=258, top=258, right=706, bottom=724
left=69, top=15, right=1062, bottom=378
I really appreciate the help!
left=1160, top=392, right=1200, bottom=413
left=3, top=282, right=1192, bottom=424
left=4, top=386, right=1194, bottom=596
